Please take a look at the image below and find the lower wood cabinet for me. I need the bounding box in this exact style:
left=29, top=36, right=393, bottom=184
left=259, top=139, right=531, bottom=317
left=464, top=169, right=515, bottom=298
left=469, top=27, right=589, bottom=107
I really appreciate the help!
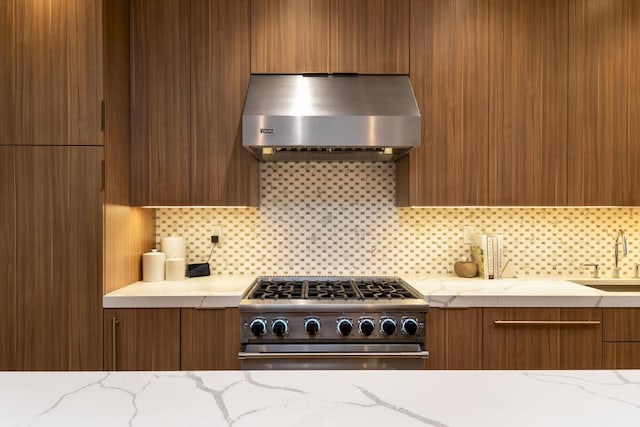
left=426, top=308, right=482, bottom=369
left=603, top=308, right=640, bottom=368
left=104, top=308, right=181, bottom=371
left=181, top=308, right=240, bottom=370
left=483, top=308, right=602, bottom=369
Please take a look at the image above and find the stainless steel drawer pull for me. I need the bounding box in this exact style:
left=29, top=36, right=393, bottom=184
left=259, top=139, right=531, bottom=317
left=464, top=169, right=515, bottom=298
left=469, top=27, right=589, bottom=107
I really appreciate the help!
left=494, top=320, right=601, bottom=326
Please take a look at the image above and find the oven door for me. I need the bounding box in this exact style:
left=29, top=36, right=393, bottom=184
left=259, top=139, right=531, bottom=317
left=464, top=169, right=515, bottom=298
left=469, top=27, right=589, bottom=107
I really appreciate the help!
left=238, top=343, right=429, bottom=370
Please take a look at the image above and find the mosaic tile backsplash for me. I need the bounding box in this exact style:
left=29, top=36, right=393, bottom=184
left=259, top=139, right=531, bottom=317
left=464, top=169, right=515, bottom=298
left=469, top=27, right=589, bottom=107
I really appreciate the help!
left=156, top=162, right=640, bottom=278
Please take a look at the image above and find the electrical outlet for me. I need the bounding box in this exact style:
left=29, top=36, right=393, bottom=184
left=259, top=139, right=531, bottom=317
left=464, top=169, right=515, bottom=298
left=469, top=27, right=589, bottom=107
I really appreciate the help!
left=463, top=226, right=474, bottom=244
left=210, top=226, right=222, bottom=244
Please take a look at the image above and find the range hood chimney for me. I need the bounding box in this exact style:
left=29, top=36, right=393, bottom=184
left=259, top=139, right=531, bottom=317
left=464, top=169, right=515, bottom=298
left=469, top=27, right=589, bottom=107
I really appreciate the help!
left=242, top=74, right=420, bottom=162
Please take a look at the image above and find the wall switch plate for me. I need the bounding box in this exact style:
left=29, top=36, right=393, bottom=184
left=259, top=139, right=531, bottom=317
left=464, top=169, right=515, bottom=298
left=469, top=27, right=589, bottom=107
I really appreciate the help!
left=463, top=226, right=474, bottom=244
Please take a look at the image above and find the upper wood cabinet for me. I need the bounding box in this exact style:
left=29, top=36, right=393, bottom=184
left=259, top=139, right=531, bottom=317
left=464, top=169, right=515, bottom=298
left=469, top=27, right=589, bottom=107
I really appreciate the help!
left=0, top=0, right=102, bottom=146
left=250, top=0, right=409, bottom=74
left=397, top=0, right=489, bottom=206
left=131, top=0, right=259, bottom=206
left=488, top=0, right=568, bottom=206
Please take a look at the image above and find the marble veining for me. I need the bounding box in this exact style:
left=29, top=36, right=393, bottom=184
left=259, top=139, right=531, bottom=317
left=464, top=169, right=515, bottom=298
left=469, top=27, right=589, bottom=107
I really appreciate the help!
left=3, top=370, right=640, bottom=427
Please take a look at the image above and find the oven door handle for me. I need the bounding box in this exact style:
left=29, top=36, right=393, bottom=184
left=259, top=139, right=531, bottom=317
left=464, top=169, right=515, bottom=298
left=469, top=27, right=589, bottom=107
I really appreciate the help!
left=238, top=351, right=429, bottom=360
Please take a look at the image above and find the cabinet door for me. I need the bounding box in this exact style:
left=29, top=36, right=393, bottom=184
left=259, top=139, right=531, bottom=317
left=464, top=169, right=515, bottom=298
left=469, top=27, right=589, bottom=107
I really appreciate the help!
left=190, top=0, right=259, bottom=206
left=628, top=1, right=640, bottom=206
left=14, top=0, right=102, bottom=146
left=104, top=309, right=181, bottom=371
left=0, top=148, right=17, bottom=369
left=603, top=308, right=640, bottom=341
left=568, top=0, right=628, bottom=205
left=251, top=0, right=330, bottom=74
left=483, top=308, right=602, bottom=370
left=131, top=0, right=190, bottom=205
left=181, top=308, right=241, bottom=370
left=603, top=343, right=640, bottom=369
left=16, top=147, right=103, bottom=370
left=330, top=0, right=409, bottom=74
left=397, top=0, right=488, bottom=206
left=488, top=0, right=567, bottom=205
left=426, top=308, right=482, bottom=370
left=0, top=0, right=16, bottom=145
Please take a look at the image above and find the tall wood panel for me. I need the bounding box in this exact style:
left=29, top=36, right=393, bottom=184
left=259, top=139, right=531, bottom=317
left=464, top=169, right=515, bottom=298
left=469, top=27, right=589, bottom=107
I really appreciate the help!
left=0, top=148, right=18, bottom=369
left=104, top=309, right=180, bottom=371
left=568, top=0, right=628, bottom=205
left=131, top=0, right=191, bottom=205
left=628, top=1, right=640, bottom=206
left=330, top=0, right=409, bottom=74
left=14, top=0, right=102, bottom=146
left=398, top=0, right=488, bottom=206
left=190, top=0, right=259, bottom=206
left=16, top=147, right=103, bottom=370
left=181, top=308, right=241, bottom=370
left=0, top=0, right=16, bottom=145
left=251, top=0, right=330, bottom=74
left=489, top=0, right=567, bottom=205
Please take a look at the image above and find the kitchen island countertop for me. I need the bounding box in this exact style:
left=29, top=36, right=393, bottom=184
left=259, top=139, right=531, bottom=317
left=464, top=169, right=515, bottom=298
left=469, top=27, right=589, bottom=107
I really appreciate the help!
left=2, top=369, right=639, bottom=426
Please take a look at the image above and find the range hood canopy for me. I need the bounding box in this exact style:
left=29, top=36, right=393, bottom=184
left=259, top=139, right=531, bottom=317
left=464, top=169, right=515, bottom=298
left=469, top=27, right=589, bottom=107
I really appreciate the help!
left=242, top=74, right=421, bottom=162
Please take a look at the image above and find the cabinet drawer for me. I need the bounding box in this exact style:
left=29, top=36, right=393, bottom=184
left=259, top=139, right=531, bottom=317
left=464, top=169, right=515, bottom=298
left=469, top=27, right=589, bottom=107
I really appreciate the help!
left=603, top=308, right=640, bottom=341
left=603, top=343, right=640, bottom=369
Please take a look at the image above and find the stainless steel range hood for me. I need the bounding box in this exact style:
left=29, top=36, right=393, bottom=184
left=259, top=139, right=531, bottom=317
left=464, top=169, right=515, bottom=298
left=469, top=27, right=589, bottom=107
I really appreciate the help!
left=242, top=75, right=420, bottom=161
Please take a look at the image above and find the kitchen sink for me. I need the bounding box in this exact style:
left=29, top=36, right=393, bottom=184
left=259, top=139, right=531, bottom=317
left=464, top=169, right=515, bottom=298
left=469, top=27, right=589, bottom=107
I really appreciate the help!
left=569, top=278, right=640, bottom=292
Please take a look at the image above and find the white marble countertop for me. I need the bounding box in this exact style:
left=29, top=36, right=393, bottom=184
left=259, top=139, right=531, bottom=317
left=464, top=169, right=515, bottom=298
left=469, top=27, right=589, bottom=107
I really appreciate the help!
left=104, top=275, right=640, bottom=308
left=2, top=370, right=639, bottom=426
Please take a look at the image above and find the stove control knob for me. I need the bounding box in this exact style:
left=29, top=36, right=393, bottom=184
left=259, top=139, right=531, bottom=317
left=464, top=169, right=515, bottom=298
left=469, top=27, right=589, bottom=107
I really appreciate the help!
left=272, top=319, right=288, bottom=337
left=304, top=318, right=321, bottom=336
left=358, top=317, right=375, bottom=336
left=402, top=317, right=419, bottom=336
left=249, top=318, right=267, bottom=337
left=336, top=318, right=353, bottom=336
left=380, top=317, right=397, bottom=336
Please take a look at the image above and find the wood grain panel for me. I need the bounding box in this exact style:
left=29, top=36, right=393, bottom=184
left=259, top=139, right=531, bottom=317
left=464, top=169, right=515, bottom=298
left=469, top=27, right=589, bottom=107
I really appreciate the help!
left=16, top=147, right=103, bottom=370
left=489, top=0, right=567, bottom=205
left=131, top=0, right=190, bottom=205
left=0, top=148, right=18, bottom=369
left=426, top=308, right=483, bottom=369
left=483, top=308, right=601, bottom=369
left=568, top=0, right=628, bottom=205
left=628, top=0, right=640, bottom=205
left=603, top=343, right=640, bottom=369
left=15, top=0, right=102, bottom=146
left=0, top=0, right=16, bottom=145
left=104, top=309, right=180, bottom=371
left=330, top=0, right=409, bottom=74
left=398, top=0, right=488, bottom=206
left=181, top=308, right=241, bottom=370
left=251, top=0, right=330, bottom=73
left=603, top=308, right=640, bottom=341
left=190, top=0, right=259, bottom=206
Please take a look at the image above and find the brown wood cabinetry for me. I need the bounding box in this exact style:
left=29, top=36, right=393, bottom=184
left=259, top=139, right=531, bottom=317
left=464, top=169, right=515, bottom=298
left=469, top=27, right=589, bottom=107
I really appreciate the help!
left=0, top=148, right=17, bottom=369
left=0, top=0, right=102, bottom=146
left=181, top=308, right=241, bottom=370
left=483, top=308, right=602, bottom=369
left=104, top=308, right=181, bottom=371
left=397, top=0, right=488, bottom=206
left=131, top=0, right=258, bottom=206
left=426, top=308, right=483, bottom=369
left=603, top=308, right=640, bottom=368
left=251, top=0, right=408, bottom=74
left=488, top=0, right=567, bottom=205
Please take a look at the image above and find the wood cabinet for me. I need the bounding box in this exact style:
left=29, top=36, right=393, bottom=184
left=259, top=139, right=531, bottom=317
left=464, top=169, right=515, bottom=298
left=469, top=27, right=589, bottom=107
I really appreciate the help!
left=181, top=308, right=241, bottom=370
left=0, top=0, right=102, bottom=146
left=0, top=147, right=103, bottom=371
left=426, top=308, right=483, bottom=370
left=603, top=308, right=640, bottom=368
left=131, top=0, right=258, bottom=206
left=483, top=308, right=602, bottom=369
left=104, top=308, right=181, bottom=371
left=397, top=0, right=489, bottom=206
left=488, top=0, right=567, bottom=205
left=251, top=0, right=408, bottom=74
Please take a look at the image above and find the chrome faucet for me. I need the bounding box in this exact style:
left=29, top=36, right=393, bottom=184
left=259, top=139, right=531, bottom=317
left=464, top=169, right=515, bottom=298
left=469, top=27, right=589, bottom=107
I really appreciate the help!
left=612, top=229, right=628, bottom=278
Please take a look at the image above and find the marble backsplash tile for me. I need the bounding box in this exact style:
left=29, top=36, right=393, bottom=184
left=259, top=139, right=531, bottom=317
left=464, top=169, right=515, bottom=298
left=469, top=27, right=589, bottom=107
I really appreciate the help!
left=156, top=162, right=640, bottom=278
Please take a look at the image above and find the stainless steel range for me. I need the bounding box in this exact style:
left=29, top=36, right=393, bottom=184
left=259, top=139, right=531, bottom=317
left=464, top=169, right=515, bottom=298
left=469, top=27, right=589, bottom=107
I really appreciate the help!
left=238, top=276, right=429, bottom=369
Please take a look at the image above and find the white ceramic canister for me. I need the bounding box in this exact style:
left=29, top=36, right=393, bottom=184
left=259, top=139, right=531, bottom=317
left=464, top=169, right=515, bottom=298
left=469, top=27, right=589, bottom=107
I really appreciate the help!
left=142, top=249, right=165, bottom=282
left=161, top=236, right=187, bottom=261
left=165, top=258, right=186, bottom=281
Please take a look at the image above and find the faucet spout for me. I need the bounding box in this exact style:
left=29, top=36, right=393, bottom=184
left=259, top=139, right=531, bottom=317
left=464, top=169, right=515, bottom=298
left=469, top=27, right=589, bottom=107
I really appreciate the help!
left=613, top=230, right=627, bottom=278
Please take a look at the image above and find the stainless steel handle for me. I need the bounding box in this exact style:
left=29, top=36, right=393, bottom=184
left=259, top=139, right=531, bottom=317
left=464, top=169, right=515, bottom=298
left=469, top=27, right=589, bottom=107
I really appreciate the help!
left=494, top=320, right=601, bottom=326
left=238, top=351, right=429, bottom=360
left=111, top=316, right=119, bottom=371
